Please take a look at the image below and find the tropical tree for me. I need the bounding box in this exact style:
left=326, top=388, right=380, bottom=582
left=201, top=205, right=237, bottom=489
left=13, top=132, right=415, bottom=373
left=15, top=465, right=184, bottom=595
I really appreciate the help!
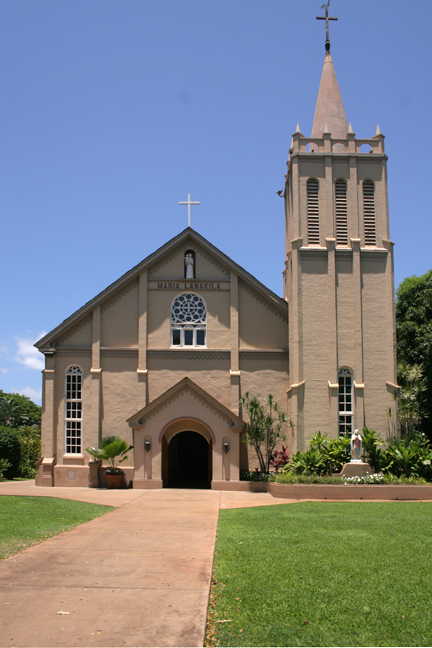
left=241, top=393, right=290, bottom=474
left=0, top=391, right=41, bottom=426
left=394, top=362, right=428, bottom=439
left=396, top=269, right=432, bottom=436
left=0, top=398, right=25, bottom=427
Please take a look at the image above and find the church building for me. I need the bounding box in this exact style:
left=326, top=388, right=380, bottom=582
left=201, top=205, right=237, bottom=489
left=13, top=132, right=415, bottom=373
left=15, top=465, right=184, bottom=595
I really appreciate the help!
left=35, top=23, right=398, bottom=489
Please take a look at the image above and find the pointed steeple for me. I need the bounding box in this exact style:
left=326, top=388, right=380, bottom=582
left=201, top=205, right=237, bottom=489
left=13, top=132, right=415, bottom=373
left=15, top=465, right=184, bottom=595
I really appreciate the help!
left=311, top=51, right=348, bottom=140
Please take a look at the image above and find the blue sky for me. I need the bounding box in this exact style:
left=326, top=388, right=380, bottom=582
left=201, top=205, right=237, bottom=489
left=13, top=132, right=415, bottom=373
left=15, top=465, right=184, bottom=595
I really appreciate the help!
left=1, top=0, right=431, bottom=405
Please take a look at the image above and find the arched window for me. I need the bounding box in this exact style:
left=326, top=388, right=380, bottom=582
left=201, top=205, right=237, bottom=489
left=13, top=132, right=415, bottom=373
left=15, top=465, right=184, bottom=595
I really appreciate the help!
left=307, top=178, right=320, bottom=245
left=363, top=180, right=376, bottom=246
left=171, top=293, right=206, bottom=347
left=335, top=179, right=348, bottom=245
left=338, top=368, right=353, bottom=435
left=65, top=366, right=83, bottom=454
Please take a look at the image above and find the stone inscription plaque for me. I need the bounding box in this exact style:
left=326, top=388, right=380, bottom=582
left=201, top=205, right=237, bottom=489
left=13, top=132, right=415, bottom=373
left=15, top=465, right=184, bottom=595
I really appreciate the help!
left=149, top=281, right=229, bottom=291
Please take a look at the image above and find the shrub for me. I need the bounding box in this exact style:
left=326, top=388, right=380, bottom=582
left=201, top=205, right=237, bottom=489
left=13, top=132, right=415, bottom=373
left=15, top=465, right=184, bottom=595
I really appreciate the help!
left=0, top=458, right=12, bottom=480
left=290, top=447, right=328, bottom=476
left=282, top=430, right=432, bottom=482
left=15, top=426, right=41, bottom=478
left=0, top=427, right=21, bottom=479
left=382, top=473, right=429, bottom=485
left=382, top=436, right=432, bottom=479
left=275, top=472, right=344, bottom=484
left=361, top=427, right=384, bottom=472
left=326, top=435, right=351, bottom=472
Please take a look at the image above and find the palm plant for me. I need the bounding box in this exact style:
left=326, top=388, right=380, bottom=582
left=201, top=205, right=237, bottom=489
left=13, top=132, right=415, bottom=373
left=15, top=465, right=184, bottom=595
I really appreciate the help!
left=0, top=397, right=28, bottom=427
left=395, top=362, right=428, bottom=440
left=382, top=438, right=420, bottom=477
left=309, top=431, right=329, bottom=452
left=327, top=435, right=351, bottom=472
left=86, top=436, right=133, bottom=474
left=290, top=447, right=327, bottom=476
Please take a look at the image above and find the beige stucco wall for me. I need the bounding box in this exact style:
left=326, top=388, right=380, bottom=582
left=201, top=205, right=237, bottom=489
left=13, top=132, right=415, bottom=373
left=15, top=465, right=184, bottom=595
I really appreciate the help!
left=38, top=235, right=291, bottom=487
left=101, top=283, right=139, bottom=348
left=147, top=356, right=231, bottom=408
left=336, top=258, right=355, bottom=369
left=57, top=319, right=92, bottom=348
left=285, top=134, right=396, bottom=449
left=238, top=283, right=288, bottom=350
left=300, top=259, right=330, bottom=437
left=361, top=256, right=395, bottom=432
left=99, top=355, right=137, bottom=461
left=148, top=245, right=229, bottom=282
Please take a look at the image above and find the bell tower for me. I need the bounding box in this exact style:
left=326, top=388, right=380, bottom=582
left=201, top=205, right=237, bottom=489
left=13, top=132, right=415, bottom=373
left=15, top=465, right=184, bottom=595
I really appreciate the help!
left=283, top=8, right=398, bottom=451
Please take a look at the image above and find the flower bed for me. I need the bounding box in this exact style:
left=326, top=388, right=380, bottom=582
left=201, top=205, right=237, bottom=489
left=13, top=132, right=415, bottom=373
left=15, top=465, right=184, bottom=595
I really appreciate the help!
left=269, top=482, right=432, bottom=501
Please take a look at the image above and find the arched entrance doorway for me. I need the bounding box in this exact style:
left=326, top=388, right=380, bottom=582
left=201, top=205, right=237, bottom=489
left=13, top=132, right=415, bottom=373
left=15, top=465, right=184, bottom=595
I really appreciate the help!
left=167, top=431, right=210, bottom=488
left=161, top=418, right=214, bottom=489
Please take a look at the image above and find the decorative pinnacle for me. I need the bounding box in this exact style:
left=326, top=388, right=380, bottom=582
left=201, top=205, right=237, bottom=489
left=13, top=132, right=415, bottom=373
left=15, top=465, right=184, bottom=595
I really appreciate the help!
left=348, top=122, right=354, bottom=133
left=375, top=124, right=382, bottom=136
left=316, top=1, right=338, bottom=52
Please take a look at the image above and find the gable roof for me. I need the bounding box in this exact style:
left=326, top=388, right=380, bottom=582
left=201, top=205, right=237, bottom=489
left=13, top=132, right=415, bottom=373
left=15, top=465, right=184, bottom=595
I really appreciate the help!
left=35, top=227, right=288, bottom=350
left=126, top=377, right=244, bottom=430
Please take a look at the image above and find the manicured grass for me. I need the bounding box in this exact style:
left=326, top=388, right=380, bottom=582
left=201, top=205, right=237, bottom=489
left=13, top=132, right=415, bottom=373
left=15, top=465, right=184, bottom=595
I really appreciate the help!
left=0, top=496, right=113, bottom=559
left=207, top=502, right=432, bottom=647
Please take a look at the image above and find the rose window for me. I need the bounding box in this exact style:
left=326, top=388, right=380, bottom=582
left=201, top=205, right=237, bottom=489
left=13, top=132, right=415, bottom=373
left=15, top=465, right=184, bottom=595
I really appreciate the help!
left=171, top=293, right=206, bottom=347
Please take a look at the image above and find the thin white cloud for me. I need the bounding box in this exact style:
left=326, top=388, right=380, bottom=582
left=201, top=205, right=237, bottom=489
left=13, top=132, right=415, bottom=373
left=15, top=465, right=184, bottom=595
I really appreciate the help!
left=15, top=334, right=46, bottom=371
left=19, top=386, right=42, bottom=402
left=0, top=368, right=8, bottom=374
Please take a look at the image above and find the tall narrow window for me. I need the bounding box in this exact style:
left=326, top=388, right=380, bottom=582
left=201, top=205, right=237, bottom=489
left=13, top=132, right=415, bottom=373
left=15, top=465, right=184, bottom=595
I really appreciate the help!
left=307, top=178, right=320, bottom=245
left=338, top=368, right=353, bottom=435
left=363, top=180, right=376, bottom=245
left=65, top=366, right=83, bottom=453
left=171, top=293, right=207, bottom=347
left=335, top=179, right=348, bottom=245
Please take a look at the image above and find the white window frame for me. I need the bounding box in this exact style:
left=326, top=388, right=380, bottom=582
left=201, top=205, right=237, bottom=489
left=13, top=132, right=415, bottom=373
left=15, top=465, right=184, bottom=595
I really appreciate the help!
left=170, top=293, right=207, bottom=348
left=338, top=368, right=353, bottom=435
left=65, top=366, right=83, bottom=454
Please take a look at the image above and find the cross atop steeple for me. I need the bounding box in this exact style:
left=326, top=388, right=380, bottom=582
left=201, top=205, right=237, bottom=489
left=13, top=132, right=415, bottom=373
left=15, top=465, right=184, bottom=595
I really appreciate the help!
left=316, top=1, right=338, bottom=52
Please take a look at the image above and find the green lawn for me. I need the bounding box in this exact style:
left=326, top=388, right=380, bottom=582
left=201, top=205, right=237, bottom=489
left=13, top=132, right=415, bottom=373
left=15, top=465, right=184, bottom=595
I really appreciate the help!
left=207, top=502, right=432, bottom=647
left=0, top=496, right=113, bottom=559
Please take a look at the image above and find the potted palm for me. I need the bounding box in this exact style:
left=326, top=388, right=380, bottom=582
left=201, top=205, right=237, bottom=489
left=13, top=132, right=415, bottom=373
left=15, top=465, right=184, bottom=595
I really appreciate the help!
left=86, top=436, right=133, bottom=489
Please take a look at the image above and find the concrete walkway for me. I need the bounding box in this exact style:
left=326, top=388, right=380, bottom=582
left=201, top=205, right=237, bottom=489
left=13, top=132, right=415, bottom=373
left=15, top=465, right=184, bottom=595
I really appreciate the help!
left=0, top=482, right=295, bottom=647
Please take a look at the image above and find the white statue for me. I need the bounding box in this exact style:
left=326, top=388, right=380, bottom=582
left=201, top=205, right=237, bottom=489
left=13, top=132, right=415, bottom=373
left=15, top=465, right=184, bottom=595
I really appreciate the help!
left=350, top=429, right=362, bottom=462
left=185, top=253, right=194, bottom=279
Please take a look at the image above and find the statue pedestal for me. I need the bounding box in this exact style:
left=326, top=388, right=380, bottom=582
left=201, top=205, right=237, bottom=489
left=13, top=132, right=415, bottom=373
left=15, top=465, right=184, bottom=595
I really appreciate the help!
left=340, top=462, right=373, bottom=478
